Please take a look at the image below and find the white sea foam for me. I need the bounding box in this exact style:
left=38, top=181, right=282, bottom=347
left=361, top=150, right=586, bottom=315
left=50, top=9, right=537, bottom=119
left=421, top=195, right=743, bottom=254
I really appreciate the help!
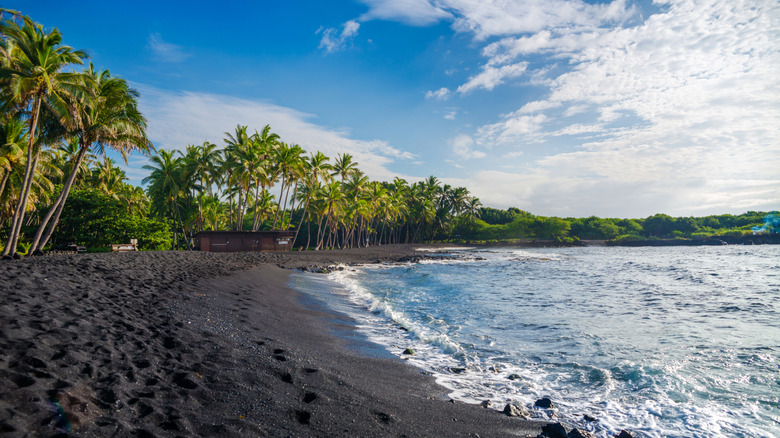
left=414, top=246, right=472, bottom=252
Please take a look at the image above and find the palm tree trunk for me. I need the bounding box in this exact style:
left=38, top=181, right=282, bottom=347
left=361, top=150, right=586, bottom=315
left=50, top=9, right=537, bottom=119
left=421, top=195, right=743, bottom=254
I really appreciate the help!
left=284, top=185, right=296, bottom=231
left=31, top=144, right=91, bottom=253
left=272, top=176, right=286, bottom=230
left=171, top=216, right=177, bottom=250
left=315, top=214, right=326, bottom=250
left=251, top=182, right=261, bottom=231
left=3, top=96, right=42, bottom=256
left=293, top=194, right=312, bottom=249
left=0, top=171, right=10, bottom=205
left=236, top=189, right=245, bottom=231
left=5, top=151, right=40, bottom=255
left=174, top=196, right=190, bottom=250
left=279, top=184, right=292, bottom=231
left=198, top=176, right=205, bottom=232
left=303, top=216, right=312, bottom=251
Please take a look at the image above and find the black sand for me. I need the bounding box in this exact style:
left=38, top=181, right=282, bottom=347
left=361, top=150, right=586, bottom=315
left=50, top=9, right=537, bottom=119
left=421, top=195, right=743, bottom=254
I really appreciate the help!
left=1, top=246, right=549, bottom=437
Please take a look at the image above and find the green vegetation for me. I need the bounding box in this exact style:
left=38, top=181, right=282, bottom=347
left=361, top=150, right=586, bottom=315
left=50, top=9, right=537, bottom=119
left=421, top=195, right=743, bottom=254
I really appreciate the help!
left=1, top=9, right=152, bottom=255
left=51, top=187, right=170, bottom=251
left=462, top=210, right=777, bottom=243
left=140, top=135, right=481, bottom=250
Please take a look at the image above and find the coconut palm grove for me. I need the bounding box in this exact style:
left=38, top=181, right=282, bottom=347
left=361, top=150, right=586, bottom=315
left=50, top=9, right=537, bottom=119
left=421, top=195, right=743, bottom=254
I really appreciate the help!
left=0, top=10, right=776, bottom=255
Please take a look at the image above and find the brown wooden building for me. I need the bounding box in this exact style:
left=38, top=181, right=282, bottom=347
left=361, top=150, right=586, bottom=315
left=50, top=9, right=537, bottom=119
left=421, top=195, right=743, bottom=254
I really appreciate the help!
left=194, top=231, right=296, bottom=252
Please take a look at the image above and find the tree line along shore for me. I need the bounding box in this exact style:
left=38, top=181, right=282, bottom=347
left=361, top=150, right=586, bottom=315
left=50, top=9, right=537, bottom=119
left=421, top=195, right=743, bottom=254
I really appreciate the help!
left=1, top=10, right=777, bottom=256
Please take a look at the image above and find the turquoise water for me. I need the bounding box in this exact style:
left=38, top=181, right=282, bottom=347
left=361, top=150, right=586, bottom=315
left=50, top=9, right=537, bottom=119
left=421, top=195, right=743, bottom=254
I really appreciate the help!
left=290, top=246, right=780, bottom=437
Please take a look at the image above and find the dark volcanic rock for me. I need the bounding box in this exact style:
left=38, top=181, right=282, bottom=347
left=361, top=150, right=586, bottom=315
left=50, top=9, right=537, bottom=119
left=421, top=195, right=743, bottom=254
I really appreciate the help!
left=615, top=430, right=634, bottom=438
left=540, top=422, right=568, bottom=438
left=535, top=397, right=555, bottom=409
left=568, top=428, right=594, bottom=438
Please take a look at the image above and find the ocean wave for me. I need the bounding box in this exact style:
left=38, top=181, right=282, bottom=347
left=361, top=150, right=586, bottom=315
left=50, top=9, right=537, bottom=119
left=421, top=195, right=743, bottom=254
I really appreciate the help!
left=299, top=246, right=780, bottom=438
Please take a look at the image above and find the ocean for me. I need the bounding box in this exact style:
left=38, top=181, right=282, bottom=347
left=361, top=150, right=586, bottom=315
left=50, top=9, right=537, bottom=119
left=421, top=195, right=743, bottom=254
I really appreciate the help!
left=289, top=246, right=780, bottom=437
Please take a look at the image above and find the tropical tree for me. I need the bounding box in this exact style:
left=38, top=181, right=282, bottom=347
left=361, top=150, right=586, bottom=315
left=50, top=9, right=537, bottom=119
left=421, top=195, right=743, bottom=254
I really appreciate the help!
left=223, top=125, right=261, bottom=230
left=271, top=142, right=305, bottom=230
left=0, top=11, right=87, bottom=256
left=143, top=149, right=189, bottom=249
left=332, top=153, right=358, bottom=183
left=50, top=137, right=94, bottom=186
left=317, top=180, right=343, bottom=250
left=181, top=141, right=221, bottom=232
left=293, top=151, right=331, bottom=248
left=249, top=125, right=279, bottom=230
left=0, top=114, right=26, bottom=208
left=29, top=65, right=150, bottom=253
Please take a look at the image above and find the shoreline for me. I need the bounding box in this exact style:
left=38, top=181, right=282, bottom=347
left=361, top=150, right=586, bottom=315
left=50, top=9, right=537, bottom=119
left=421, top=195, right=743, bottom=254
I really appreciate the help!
left=1, top=246, right=553, bottom=437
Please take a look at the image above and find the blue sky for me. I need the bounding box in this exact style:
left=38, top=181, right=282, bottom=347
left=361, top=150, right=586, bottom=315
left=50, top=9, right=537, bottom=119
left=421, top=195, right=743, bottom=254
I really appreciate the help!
left=8, top=0, right=780, bottom=218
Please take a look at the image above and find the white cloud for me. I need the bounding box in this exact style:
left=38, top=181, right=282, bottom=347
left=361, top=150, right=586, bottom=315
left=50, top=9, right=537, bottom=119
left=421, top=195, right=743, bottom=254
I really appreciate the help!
left=457, top=62, right=527, bottom=93
left=477, top=113, right=547, bottom=144
left=448, top=0, right=780, bottom=216
left=317, top=0, right=780, bottom=216
left=358, top=0, right=452, bottom=25
left=350, top=0, right=635, bottom=40
left=447, top=0, right=634, bottom=40
left=135, top=85, right=413, bottom=183
left=450, top=134, right=485, bottom=159
left=146, top=33, right=191, bottom=62
left=518, top=100, right=560, bottom=114
left=318, top=20, right=361, bottom=53
left=425, top=87, right=451, bottom=101
left=446, top=159, right=464, bottom=169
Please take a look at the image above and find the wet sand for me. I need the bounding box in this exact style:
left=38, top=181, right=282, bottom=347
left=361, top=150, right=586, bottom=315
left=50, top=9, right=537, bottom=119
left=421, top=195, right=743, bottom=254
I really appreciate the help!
left=1, top=245, right=549, bottom=437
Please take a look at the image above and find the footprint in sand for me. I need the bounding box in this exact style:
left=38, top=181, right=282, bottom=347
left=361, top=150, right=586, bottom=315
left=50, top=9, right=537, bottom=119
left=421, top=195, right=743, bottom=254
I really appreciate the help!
left=294, top=410, right=311, bottom=425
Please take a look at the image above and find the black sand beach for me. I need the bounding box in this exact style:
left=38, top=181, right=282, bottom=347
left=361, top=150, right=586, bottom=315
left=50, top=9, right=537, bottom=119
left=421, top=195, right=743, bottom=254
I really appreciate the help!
left=1, top=246, right=550, bottom=437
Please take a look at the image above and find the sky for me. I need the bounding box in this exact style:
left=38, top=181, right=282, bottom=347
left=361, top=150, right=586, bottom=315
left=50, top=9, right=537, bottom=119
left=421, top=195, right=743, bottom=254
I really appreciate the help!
left=7, top=0, right=780, bottom=218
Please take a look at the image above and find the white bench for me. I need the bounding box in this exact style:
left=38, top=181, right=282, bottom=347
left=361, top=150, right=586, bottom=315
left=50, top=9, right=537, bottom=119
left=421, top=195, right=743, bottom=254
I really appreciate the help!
left=111, top=239, right=138, bottom=252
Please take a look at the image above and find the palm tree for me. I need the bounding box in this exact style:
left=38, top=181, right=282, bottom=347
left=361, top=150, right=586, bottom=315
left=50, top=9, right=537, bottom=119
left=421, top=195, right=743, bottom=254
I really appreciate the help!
left=90, top=157, right=127, bottom=198
left=202, top=194, right=226, bottom=231
left=465, top=196, right=482, bottom=219
left=271, top=142, right=305, bottom=230
left=0, top=114, right=26, bottom=208
left=461, top=196, right=482, bottom=235
left=251, top=189, right=276, bottom=230
left=293, top=151, right=331, bottom=248
left=143, top=149, right=189, bottom=249
left=119, top=184, right=149, bottom=217
left=366, top=181, right=388, bottom=245
left=449, top=187, right=470, bottom=215
left=343, top=171, right=369, bottom=247
left=182, top=141, right=221, bottom=232
left=316, top=181, right=343, bottom=250
left=224, top=125, right=262, bottom=230
left=1, top=146, right=61, bottom=229
left=1, top=12, right=87, bottom=256
left=51, top=137, right=94, bottom=187
left=332, top=153, right=358, bottom=183
left=29, top=65, right=150, bottom=254
left=250, top=125, right=280, bottom=230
